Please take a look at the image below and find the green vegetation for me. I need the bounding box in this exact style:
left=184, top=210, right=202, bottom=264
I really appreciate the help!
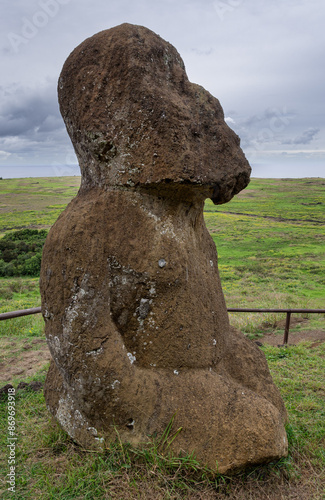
left=0, top=342, right=324, bottom=498
left=0, top=229, right=47, bottom=277
left=205, top=177, right=325, bottom=222
left=0, top=176, right=324, bottom=335
left=0, top=176, right=324, bottom=498
left=0, top=176, right=80, bottom=233
left=0, top=278, right=43, bottom=337
left=205, top=178, right=325, bottom=333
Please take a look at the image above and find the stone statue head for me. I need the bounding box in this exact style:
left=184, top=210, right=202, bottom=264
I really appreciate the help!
left=58, top=23, right=251, bottom=203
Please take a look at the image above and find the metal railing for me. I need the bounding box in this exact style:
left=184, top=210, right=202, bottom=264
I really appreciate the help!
left=227, top=308, right=325, bottom=345
left=0, top=306, right=324, bottom=345
left=0, top=307, right=42, bottom=320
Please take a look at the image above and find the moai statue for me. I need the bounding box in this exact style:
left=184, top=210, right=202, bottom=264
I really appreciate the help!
left=40, top=24, right=288, bottom=473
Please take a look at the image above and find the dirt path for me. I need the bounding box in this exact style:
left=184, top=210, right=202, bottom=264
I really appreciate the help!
left=259, top=329, right=325, bottom=347
left=0, top=337, right=51, bottom=384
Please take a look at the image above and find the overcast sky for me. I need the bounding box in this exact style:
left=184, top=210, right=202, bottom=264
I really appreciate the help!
left=0, top=0, right=324, bottom=178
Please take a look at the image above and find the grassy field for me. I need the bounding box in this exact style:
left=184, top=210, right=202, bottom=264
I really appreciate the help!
left=0, top=176, right=324, bottom=498
left=0, top=176, right=80, bottom=233
left=0, top=176, right=324, bottom=335
left=205, top=178, right=325, bottom=334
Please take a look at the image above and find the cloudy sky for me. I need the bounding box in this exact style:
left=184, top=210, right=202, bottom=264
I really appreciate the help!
left=0, top=0, right=324, bottom=178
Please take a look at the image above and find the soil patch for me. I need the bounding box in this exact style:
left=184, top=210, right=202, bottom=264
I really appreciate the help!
left=0, top=337, right=51, bottom=384
left=259, top=329, right=325, bottom=347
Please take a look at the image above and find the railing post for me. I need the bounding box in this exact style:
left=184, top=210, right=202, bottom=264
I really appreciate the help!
left=283, top=311, right=291, bottom=345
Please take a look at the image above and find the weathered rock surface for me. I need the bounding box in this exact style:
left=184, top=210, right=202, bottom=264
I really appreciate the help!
left=40, top=23, right=288, bottom=473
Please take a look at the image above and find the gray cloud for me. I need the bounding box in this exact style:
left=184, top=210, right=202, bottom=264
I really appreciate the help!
left=0, top=81, right=75, bottom=168
left=0, top=0, right=324, bottom=177
left=282, top=128, right=320, bottom=145
left=224, top=107, right=297, bottom=153
left=0, top=83, right=61, bottom=137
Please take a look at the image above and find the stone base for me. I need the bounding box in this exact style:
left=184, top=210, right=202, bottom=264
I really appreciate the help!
left=44, top=327, right=287, bottom=473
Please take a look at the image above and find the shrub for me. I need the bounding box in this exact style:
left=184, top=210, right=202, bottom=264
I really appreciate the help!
left=0, top=229, right=47, bottom=277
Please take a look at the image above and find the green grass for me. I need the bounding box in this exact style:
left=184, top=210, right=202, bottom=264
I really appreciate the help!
left=0, top=176, right=324, bottom=498
left=0, top=278, right=43, bottom=338
left=0, top=177, right=80, bottom=233
left=266, top=343, right=325, bottom=468
left=0, top=343, right=324, bottom=498
left=0, top=176, right=324, bottom=335
left=205, top=177, right=325, bottom=222
left=204, top=177, right=325, bottom=334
